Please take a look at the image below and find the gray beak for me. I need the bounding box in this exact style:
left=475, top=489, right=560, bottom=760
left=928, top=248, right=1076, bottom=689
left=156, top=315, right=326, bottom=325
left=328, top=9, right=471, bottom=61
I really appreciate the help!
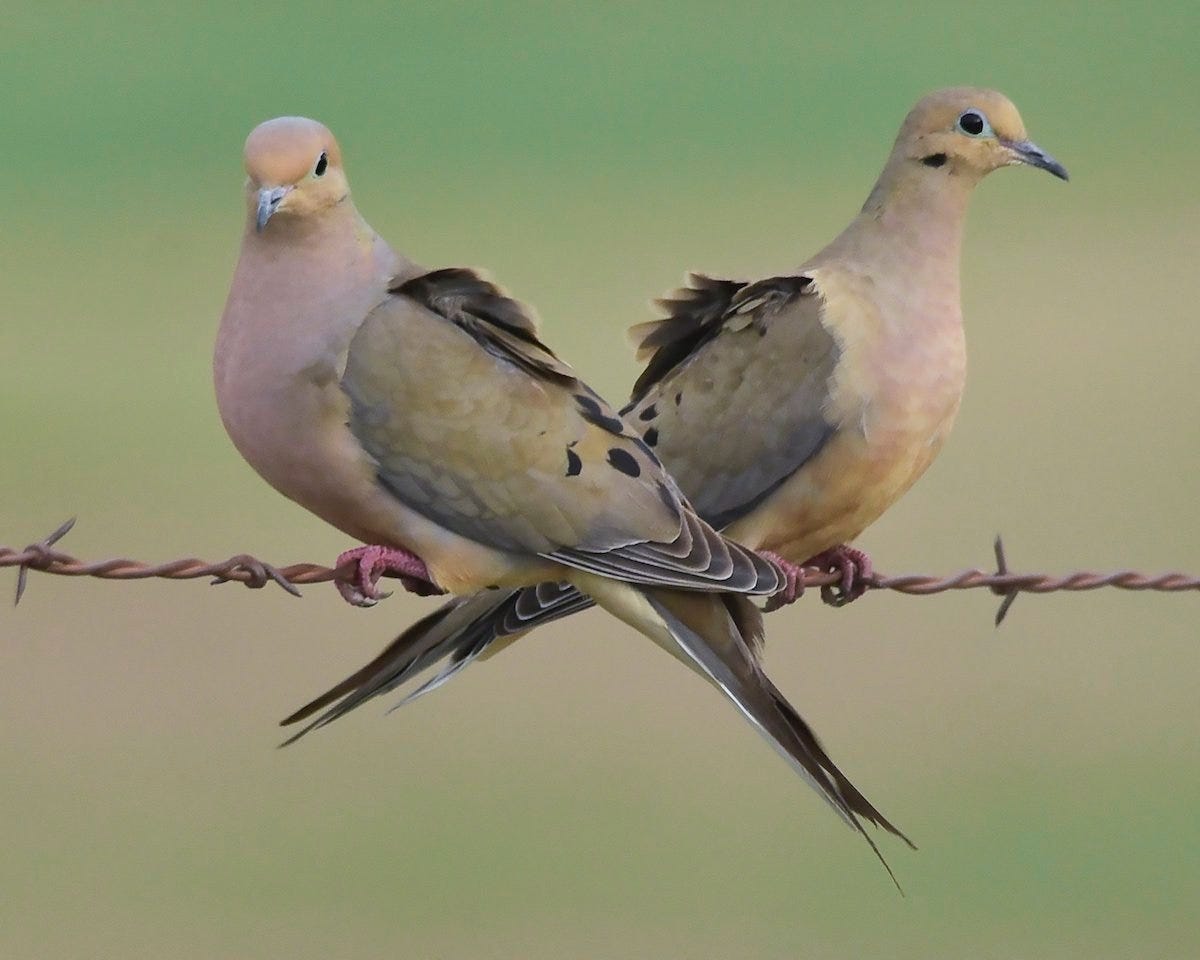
left=1005, top=139, right=1069, bottom=181
left=256, top=186, right=292, bottom=232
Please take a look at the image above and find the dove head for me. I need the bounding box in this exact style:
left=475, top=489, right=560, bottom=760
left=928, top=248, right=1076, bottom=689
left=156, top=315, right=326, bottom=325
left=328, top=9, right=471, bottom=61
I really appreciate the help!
left=891, top=87, right=1067, bottom=184
left=243, top=117, right=350, bottom=233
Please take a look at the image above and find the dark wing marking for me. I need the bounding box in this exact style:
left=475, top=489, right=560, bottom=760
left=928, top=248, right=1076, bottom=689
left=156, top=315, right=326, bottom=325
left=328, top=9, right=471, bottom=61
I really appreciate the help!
left=628, top=274, right=748, bottom=401
left=395, top=268, right=576, bottom=384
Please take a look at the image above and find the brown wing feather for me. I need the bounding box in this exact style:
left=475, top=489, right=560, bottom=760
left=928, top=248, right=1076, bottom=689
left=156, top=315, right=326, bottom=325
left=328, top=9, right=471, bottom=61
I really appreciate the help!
left=395, top=268, right=576, bottom=384
left=628, top=274, right=748, bottom=401
left=624, top=274, right=838, bottom=530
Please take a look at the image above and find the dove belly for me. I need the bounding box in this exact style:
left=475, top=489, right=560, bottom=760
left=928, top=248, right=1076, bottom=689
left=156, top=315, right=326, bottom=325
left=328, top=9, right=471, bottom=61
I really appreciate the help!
left=724, top=421, right=949, bottom=561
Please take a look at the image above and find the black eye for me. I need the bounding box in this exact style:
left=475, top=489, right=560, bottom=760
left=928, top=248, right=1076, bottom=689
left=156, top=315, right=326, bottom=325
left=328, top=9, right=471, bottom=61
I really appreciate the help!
left=957, top=111, right=987, bottom=137
left=314, top=152, right=328, bottom=177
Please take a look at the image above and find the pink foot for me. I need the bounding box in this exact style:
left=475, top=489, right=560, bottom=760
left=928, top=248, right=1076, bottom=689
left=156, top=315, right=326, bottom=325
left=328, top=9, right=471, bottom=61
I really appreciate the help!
left=760, top=551, right=806, bottom=612
left=804, top=544, right=874, bottom=608
left=334, top=545, right=445, bottom=608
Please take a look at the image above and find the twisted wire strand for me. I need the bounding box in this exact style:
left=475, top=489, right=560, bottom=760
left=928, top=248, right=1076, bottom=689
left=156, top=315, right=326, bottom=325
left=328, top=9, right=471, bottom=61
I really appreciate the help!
left=3, top=520, right=1197, bottom=624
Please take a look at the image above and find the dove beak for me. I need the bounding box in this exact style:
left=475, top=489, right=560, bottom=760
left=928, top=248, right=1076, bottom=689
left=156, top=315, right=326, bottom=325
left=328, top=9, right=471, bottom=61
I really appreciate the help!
left=256, top=185, right=293, bottom=232
left=1004, top=139, right=1069, bottom=181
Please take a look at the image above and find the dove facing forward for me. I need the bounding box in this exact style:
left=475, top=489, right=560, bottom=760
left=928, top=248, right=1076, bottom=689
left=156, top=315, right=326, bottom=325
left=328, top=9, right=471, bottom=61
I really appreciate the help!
left=216, top=118, right=777, bottom=600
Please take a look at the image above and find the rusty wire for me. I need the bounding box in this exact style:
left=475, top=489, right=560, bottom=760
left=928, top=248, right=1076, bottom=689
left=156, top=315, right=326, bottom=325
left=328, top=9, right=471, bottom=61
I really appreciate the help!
left=3, top=519, right=1198, bottom=625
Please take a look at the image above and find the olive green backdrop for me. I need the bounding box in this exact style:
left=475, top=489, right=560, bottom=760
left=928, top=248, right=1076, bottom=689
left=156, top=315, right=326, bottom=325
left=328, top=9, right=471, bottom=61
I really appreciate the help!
left=2, top=2, right=1197, bottom=957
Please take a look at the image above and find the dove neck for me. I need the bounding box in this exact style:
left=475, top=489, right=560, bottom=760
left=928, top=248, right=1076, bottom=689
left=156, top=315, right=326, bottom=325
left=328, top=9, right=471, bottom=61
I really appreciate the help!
left=220, top=198, right=405, bottom=385
left=829, top=163, right=974, bottom=289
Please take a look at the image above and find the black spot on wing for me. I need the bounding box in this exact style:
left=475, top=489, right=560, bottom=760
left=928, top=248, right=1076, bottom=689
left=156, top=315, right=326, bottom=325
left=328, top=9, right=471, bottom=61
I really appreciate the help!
left=607, top=448, right=641, bottom=478
left=574, top=391, right=625, bottom=435
left=643, top=426, right=659, bottom=447
left=565, top=448, right=582, bottom=477
left=638, top=404, right=657, bottom=421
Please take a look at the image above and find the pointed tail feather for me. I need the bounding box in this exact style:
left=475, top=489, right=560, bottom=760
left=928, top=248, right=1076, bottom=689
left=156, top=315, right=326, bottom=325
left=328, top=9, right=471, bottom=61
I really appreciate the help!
left=642, top=589, right=912, bottom=888
left=281, top=601, right=466, bottom=727
left=279, top=583, right=594, bottom=745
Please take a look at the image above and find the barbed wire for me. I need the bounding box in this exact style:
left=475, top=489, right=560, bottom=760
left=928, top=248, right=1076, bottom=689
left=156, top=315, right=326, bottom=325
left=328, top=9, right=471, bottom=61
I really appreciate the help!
left=3, top=519, right=1197, bottom=625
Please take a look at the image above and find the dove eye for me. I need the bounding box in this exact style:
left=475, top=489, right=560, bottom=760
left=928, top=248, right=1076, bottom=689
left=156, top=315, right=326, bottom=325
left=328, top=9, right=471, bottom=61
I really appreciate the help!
left=314, top=152, right=328, bottom=177
left=956, top=110, right=990, bottom=137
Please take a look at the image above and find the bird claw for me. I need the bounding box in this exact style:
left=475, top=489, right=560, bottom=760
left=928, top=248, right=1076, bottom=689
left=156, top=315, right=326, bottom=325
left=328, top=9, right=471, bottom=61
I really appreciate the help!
left=807, top=544, right=874, bottom=607
left=334, top=545, right=443, bottom=608
left=760, top=551, right=806, bottom=612
left=756, top=545, right=877, bottom=611
left=337, top=581, right=393, bottom=608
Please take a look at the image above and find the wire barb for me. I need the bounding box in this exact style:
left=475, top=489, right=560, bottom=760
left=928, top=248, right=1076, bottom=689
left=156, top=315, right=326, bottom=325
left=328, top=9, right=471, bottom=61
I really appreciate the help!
left=3, top=521, right=1199, bottom=618
left=13, top=517, right=78, bottom=606
left=992, top=536, right=1019, bottom=626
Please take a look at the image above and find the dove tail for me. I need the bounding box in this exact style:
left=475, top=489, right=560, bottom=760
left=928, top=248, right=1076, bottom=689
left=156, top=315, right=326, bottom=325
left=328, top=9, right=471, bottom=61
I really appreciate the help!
left=278, top=583, right=593, bottom=745
left=597, top=582, right=913, bottom=889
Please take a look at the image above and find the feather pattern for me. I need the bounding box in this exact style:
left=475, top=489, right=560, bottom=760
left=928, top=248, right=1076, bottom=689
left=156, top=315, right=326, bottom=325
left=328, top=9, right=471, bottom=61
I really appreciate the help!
left=624, top=273, right=840, bottom=531
left=394, top=268, right=576, bottom=384
left=345, top=267, right=782, bottom=594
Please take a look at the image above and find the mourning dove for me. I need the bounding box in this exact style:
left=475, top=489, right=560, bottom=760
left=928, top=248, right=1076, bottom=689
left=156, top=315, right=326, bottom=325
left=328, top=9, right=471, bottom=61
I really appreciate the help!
left=215, top=118, right=912, bottom=868
left=282, top=88, right=1065, bottom=844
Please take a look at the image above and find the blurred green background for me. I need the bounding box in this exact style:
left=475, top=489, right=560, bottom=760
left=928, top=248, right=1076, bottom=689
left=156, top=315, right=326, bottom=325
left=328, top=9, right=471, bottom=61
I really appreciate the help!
left=2, top=2, right=1198, bottom=957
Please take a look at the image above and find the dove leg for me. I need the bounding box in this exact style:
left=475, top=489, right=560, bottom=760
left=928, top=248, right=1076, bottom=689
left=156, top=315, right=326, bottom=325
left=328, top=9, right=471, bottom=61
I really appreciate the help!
left=759, top=545, right=874, bottom=611
left=805, top=544, right=874, bottom=608
left=335, top=544, right=446, bottom=607
left=760, top=551, right=806, bottom=612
